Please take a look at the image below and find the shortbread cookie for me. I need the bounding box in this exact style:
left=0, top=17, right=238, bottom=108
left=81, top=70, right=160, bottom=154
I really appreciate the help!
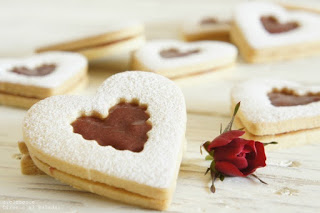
left=182, top=16, right=231, bottom=42
left=131, top=39, right=237, bottom=79
left=18, top=141, right=44, bottom=175
left=234, top=117, right=320, bottom=151
left=36, top=22, right=145, bottom=60
left=0, top=51, right=88, bottom=108
left=22, top=71, right=186, bottom=210
left=231, top=79, right=320, bottom=148
left=231, top=2, right=320, bottom=63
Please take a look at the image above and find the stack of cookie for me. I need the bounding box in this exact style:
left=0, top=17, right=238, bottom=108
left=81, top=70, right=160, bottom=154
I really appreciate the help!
left=19, top=72, right=186, bottom=210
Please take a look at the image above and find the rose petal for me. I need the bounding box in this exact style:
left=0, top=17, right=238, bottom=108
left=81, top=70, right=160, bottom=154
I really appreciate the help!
left=208, top=130, right=245, bottom=150
left=215, top=161, right=245, bottom=177
left=214, top=139, right=249, bottom=170
left=241, top=142, right=266, bottom=176
left=213, top=140, right=246, bottom=160
left=243, top=141, right=257, bottom=160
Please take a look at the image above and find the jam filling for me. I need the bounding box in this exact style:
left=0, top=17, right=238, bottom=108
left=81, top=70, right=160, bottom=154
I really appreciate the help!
left=260, top=16, right=299, bottom=34
left=268, top=89, right=320, bottom=106
left=11, top=64, right=56, bottom=76
left=200, top=17, right=218, bottom=25
left=71, top=102, right=152, bottom=152
left=160, top=48, right=200, bottom=58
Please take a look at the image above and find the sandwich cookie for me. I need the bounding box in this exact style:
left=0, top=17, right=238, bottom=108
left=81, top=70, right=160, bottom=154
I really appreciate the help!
left=0, top=51, right=88, bottom=108
left=131, top=39, right=237, bottom=79
left=22, top=71, right=186, bottom=210
left=231, top=79, right=320, bottom=150
left=36, top=22, right=145, bottom=60
left=231, top=2, right=320, bottom=63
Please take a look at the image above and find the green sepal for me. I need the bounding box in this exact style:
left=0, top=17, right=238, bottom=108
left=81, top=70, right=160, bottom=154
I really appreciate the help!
left=205, top=155, right=213, bottom=161
left=204, top=168, right=210, bottom=176
left=223, top=102, right=240, bottom=134
left=200, top=141, right=211, bottom=155
left=263, top=141, right=278, bottom=146
left=210, top=160, right=216, bottom=173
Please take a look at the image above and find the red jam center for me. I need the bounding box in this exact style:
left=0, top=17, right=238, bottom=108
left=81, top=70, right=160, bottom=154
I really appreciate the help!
left=268, top=90, right=320, bottom=106
left=200, top=17, right=218, bottom=25
left=260, top=16, right=299, bottom=34
left=71, top=102, right=152, bottom=152
left=10, top=64, right=56, bottom=76
left=159, top=48, right=200, bottom=58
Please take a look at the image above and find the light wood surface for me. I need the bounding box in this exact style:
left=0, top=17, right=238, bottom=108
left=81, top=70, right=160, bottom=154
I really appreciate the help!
left=1, top=0, right=320, bottom=212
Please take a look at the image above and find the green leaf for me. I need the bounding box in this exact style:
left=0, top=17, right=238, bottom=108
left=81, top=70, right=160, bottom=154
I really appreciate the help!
left=223, top=102, right=241, bottom=133
left=205, top=155, right=213, bottom=161
left=219, top=174, right=225, bottom=181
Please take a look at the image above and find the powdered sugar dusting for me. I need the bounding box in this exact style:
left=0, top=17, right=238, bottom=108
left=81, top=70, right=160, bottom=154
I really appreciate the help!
left=23, top=71, right=186, bottom=188
left=134, top=39, right=237, bottom=71
left=231, top=79, right=320, bottom=123
left=0, top=51, right=87, bottom=88
left=235, top=2, right=320, bottom=49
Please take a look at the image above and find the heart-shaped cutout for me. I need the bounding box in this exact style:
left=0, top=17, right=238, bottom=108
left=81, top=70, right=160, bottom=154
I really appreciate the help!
left=72, top=101, right=152, bottom=152
left=231, top=79, right=320, bottom=136
left=10, top=63, right=57, bottom=76
left=159, top=48, right=200, bottom=58
left=200, top=17, right=219, bottom=25
left=23, top=71, right=186, bottom=210
left=260, top=16, right=299, bottom=34
left=233, top=2, right=320, bottom=49
left=131, top=39, right=237, bottom=78
left=268, top=88, right=320, bottom=107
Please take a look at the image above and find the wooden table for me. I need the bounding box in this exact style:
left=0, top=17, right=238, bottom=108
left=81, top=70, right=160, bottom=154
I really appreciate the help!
left=1, top=0, right=320, bottom=212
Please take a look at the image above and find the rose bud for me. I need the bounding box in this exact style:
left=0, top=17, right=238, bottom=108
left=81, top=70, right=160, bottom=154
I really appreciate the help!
left=201, top=102, right=276, bottom=193
left=207, top=130, right=267, bottom=177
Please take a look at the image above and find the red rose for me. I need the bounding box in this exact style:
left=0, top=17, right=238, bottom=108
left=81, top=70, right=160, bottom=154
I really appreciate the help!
left=207, top=130, right=266, bottom=177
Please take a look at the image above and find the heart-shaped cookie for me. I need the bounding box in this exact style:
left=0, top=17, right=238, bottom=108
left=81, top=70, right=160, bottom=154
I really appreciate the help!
left=231, top=2, right=320, bottom=63
left=0, top=51, right=88, bottom=108
left=131, top=39, right=237, bottom=79
left=231, top=79, right=320, bottom=136
left=23, top=71, right=186, bottom=210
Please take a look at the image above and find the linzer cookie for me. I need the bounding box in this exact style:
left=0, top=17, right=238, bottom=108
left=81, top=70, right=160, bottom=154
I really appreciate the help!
left=231, top=79, right=320, bottom=150
left=231, top=2, right=320, bottom=63
left=182, top=16, right=231, bottom=42
left=0, top=51, right=88, bottom=108
left=21, top=71, right=186, bottom=210
left=36, top=22, right=145, bottom=60
left=131, top=39, right=237, bottom=79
